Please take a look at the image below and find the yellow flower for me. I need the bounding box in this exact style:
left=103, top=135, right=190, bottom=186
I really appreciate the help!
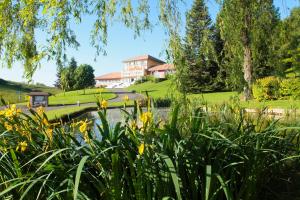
left=83, top=134, right=91, bottom=144
left=0, top=110, right=5, bottom=116
left=123, top=95, right=129, bottom=102
left=37, top=106, right=45, bottom=116
left=79, top=121, right=89, bottom=133
left=46, top=128, right=53, bottom=141
left=138, top=143, right=145, bottom=155
left=4, top=122, right=13, bottom=131
left=43, top=118, right=50, bottom=126
left=140, top=112, right=152, bottom=125
left=10, top=104, right=16, bottom=110
left=5, top=109, right=13, bottom=118
left=16, top=141, right=28, bottom=152
left=14, top=124, right=20, bottom=132
left=101, top=100, right=108, bottom=109
left=130, top=120, right=137, bottom=130
left=21, top=130, right=32, bottom=141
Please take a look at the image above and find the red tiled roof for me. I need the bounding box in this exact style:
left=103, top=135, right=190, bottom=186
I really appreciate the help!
left=123, top=55, right=165, bottom=64
left=95, top=72, right=122, bottom=80
left=28, top=92, right=50, bottom=96
left=148, top=64, right=174, bottom=72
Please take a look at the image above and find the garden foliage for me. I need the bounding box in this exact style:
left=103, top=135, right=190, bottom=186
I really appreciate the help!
left=252, top=76, right=281, bottom=101
left=253, top=76, right=300, bottom=101
left=0, top=98, right=300, bottom=199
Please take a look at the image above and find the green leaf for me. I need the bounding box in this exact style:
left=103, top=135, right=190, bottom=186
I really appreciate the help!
left=205, top=165, right=212, bottom=200
left=74, top=156, right=89, bottom=200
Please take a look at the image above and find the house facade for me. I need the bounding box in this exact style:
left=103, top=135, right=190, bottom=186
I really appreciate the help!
left=95, top=55, right=174, bottom=88
left=95, top=72, right=122, bottom=88
left=148, top=64, right=175, bottom=79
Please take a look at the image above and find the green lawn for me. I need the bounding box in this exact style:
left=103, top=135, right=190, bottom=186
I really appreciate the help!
left=49, top=88, right=116, bottom=105
left=0, top=78, right=61, bottom=105
left=46, top=101, right=134, bottom=121
left=127, top=80, right=173, bottom=98
left=127, top=80, right=300, bottom=109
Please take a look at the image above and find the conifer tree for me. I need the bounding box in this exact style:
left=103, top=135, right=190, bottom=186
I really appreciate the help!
left=184, top=0, right=219, bottom=93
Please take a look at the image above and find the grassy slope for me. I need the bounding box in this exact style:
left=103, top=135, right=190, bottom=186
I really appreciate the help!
left=0, top=78, right=116, bottom=106
left=0, top=79, right=61, bottom=105
left=127, top=80, right=300, bottom=109
left=49, top=88, right=116, bottom=105
left=127, top=80, right=173, bottom=98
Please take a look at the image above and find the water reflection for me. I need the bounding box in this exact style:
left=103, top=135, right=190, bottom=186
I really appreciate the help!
left=78, top=108, right=170, bottom=137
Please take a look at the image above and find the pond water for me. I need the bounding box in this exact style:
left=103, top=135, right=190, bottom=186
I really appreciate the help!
left=78, top=108, right=170, bottom=137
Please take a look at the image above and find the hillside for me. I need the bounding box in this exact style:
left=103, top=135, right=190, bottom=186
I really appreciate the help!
left=127, top=80, right=173, bottom=98
left=0, top=79, right=61, bottom=105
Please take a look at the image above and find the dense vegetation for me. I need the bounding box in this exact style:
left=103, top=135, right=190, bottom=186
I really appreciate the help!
left=0, top=98, right=300, bottom=199
left=178, top=0, right=300, bottom=98
left=56, top=58, right=96, bottom=92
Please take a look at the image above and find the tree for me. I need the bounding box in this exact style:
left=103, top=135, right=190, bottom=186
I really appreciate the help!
left=54, top=65, right=63, bottom=88
left=60, top=68, right=72, bottom=93
left=68, top=57, right=78, bottom=90
left=218, top=0, right=279, bottom=99
left=183, top=0, right=219, bottom=93
left=275, top=7, right=300, bottom=77
left=74, top=64, right=95, bottom=93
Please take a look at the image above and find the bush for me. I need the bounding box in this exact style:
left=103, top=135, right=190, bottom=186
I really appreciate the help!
left=146, top=75, right=165, bottom=83
left=280, top=78, right=300, bottom=99
left=253, top=76, right=281, bottom=101
left=134, top=77, right=149, bottom=85
left=154, top=97, right=172, bottom=107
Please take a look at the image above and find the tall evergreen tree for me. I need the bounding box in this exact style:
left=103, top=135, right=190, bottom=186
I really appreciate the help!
left=68, top=57, right=78, bottom=90
left=54, top=65, right=63, bottom=88
left=184, top=0, right=219, bottom=93
left=275, top=7, right=300, bottom=77
left=219, top=0, right=279, bottom=99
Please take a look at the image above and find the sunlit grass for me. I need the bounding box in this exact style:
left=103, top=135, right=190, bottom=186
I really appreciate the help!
left=49, top=88, right=116, bottom=105
left=128, top=80, right=300, bottom=109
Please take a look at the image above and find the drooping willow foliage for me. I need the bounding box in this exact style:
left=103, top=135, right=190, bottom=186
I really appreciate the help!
left=0, top=0, right=184, bottom=80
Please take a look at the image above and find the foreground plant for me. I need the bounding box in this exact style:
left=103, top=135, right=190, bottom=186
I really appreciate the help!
left=0, top=98, right=299, bottom=199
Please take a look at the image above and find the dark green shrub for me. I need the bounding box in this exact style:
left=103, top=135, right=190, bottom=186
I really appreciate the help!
left=134, top=77, right=149, bottom=85
left=154, top=97, right=171, bottom=107
left=280, top=78, right=300, bottom=99
left=165, top=74, right=174, bottom=80
left=154, top=77, right=166, bottom=83
left=253, top=76, right=281, bottom=101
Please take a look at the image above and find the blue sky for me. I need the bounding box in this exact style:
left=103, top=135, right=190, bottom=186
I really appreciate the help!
left=0, top=0, right=299, bottom=86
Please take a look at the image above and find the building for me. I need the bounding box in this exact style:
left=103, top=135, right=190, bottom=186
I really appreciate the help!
left=95, top=55, right=174, bottom=88
left=148, top=64, right=175, bottom=79
left=121, top=55, right=165, bottom=83
left=28, top=92, right=50, bottom=107
left=95, top=72, right=122, bottom=88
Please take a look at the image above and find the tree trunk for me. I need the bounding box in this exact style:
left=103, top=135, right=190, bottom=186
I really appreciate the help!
left=242, top=9, right=253, bottom=101
left=243, top=44, right=252, bottom=100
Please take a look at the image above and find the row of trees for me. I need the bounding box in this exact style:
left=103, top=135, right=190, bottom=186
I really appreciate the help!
left=183, top=0, right=300, bottom=99
left=55, top=58, right=95, bottom=92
